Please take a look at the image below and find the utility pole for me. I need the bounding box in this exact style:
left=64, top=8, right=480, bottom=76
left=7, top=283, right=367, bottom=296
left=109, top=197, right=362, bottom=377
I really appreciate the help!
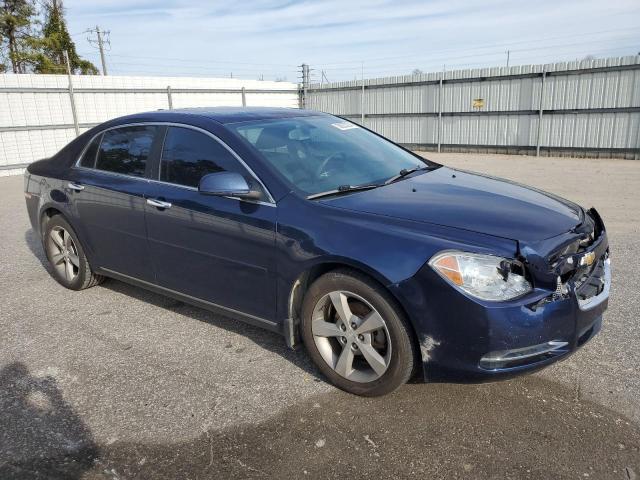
left=64, top=50, right=80, bottom=136
left=320, top=70, right=331, bottom=87
left=506, top=50, right=510, bottom=68
left=87, top=26, right=110, bottom=75
left=96, top=26, right=107, bottom=75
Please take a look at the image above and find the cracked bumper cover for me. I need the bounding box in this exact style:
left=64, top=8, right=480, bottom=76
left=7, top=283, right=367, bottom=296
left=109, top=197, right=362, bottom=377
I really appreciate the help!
left=390, top=230, right=610, bottom=383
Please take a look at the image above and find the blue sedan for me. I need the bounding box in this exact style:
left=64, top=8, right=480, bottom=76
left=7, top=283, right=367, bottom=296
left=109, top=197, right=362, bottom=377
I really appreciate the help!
left=24, top=107, right=610, bottom=396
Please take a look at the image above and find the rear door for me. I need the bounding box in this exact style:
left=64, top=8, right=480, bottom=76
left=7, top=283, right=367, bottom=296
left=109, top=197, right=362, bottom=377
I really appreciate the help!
left=144, top=125, right=278, bottom=322
left=68, top=125, right=161, bottom=282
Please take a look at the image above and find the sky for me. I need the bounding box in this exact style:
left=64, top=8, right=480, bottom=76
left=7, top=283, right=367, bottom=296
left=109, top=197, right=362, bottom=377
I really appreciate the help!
left=64, top=0, right=640, bottom=82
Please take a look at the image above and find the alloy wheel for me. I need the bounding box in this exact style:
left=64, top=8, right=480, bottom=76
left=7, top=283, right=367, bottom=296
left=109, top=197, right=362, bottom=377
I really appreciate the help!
left=311, top=290, right=391, bottom=382
left=47, top=226, right=80, bottom=283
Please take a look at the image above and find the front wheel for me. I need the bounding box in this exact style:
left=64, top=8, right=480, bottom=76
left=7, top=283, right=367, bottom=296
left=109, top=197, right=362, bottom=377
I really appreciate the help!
left=301, top=269, right=417, bottom=396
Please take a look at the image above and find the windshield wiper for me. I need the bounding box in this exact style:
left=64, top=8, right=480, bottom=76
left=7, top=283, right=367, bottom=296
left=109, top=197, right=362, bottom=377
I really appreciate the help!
left=384, top=166, right=431, bottom=185
left=307, top=183, right=382, bottom=200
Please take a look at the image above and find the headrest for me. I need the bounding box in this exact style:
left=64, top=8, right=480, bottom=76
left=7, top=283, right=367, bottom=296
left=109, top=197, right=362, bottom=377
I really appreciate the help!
left=255, top=127, right=288, bottom=150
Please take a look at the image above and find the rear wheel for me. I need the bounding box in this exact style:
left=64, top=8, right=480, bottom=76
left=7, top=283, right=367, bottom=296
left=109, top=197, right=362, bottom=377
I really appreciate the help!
left=43, top=215, right=103, bottom=290
left=301, top=269, right=416, bottom=396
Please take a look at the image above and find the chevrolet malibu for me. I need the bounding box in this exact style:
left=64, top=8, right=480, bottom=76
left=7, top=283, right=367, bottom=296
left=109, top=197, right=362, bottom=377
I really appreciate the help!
left=24, top=107, right=610, bottom=396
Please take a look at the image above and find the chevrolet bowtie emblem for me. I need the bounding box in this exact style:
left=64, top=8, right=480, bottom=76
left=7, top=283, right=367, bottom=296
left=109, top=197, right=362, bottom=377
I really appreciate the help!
left=579, top=251, right=596, bottom=267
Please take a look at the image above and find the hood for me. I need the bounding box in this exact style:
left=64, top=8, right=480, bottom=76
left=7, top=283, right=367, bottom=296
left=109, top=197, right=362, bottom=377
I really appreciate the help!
left=319, top=167, right=583, bottom=242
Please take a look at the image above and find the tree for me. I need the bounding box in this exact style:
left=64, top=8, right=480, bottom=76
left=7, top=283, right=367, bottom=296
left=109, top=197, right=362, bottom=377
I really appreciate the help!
left=0, top=0, right=37, bottom=73
left=0, top=0, right=96, bottom=74
left=411, top=68, right=423, bottom=76
left=0, top=30, right=4, bottom=71
left=32, top=0, right=97, bottom=74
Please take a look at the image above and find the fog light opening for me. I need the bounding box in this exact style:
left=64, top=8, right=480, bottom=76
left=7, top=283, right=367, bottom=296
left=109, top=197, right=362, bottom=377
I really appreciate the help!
left=479, top=340, right=568, bottom=370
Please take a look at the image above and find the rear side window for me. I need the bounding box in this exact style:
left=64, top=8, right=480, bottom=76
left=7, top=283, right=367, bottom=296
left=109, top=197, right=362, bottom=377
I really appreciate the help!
left=160, top=127, right=247, bottom=188
left=79, top=134, right=101, bottom=168
left=95, top=126, right=158, bottom=177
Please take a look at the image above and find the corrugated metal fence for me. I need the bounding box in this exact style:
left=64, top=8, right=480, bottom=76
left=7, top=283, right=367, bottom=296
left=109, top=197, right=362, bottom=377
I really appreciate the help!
left=306, top=56, right=640, bottom=159
left=0, top=74, right=298, bottom=173
left=2, top=56, right=640, bottom=174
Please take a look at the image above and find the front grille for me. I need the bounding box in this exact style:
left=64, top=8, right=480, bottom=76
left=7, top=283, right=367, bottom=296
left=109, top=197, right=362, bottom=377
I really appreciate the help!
left=549, top=208, right=607, bottom=292
left=548, top=208, right=601, bottom=281
left=530, top=208, right=609, bottom=312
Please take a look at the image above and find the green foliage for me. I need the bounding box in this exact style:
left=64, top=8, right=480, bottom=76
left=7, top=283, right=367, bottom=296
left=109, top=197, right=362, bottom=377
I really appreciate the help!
left=0, top=0, right=37, bottom=73
left=34, top=0, right=97, bottom=74
left=0, top=0, right=98, bottom=74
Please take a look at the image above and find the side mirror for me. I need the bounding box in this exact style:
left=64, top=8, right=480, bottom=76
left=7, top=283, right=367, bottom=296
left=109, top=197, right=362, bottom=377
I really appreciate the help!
left=198, top=172, right=261, bottom=200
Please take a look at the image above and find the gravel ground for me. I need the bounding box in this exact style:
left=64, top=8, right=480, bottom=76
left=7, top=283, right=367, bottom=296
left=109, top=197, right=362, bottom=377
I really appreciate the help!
left=1, top=153, right=639, bottom=479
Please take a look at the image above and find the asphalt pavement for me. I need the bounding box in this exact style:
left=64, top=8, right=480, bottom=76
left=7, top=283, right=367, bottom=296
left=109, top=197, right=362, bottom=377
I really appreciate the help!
left=1, top=152, right=639, bottom=479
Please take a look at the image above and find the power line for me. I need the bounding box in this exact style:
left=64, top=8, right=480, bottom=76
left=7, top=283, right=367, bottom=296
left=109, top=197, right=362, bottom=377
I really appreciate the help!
left=315, top=42, right=640, bottom=73
left=75, top=27, right=638, bottom=81
left=97, top=37, right=640, bottom=78
left=103, top=61, right=299, bottom=76
left=344, top=48, right=640, bottom=78
left=104, top=62, right=298, bottom=80
left=317, top=40, right=640, bottom=72
left=305, top=47, right=638, bottom=83
left=101, top=59, right=299, bottom=73
left=74, top=49, right=301, bottom=77
left=98, top=52, right=297, bottom=68
left=312, top=27, right=640, bottom=68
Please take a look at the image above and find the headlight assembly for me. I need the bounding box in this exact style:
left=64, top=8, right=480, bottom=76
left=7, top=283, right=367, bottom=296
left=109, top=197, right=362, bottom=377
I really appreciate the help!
left=429, top=251, right=532, bottom=301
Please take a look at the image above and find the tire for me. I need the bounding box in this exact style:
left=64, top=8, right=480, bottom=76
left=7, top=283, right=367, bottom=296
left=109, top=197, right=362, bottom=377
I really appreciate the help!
left=42, top=214, right=104, bottom=290
left=301, top=269, right=416, bottom=396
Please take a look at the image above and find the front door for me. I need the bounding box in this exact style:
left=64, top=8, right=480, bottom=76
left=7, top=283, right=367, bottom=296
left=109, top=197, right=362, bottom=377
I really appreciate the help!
left=144, top=126, right=277, bottom=322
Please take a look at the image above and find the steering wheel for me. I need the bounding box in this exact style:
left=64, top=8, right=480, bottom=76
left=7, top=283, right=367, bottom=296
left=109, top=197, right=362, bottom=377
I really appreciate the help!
left=316, top=152, right=346, bottom=179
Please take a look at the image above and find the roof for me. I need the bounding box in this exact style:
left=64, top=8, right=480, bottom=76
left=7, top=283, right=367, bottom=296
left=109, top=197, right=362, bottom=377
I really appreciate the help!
left=142, top=107, right=330, bottom=124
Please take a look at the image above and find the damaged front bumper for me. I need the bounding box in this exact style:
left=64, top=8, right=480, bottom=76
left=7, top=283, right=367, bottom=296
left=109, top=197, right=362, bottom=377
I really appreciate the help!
left=391, top=208, right=610, bottom=383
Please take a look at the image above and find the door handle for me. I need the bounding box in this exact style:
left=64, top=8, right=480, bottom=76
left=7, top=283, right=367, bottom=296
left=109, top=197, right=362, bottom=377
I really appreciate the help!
left=67, top=182, right=85, bottom=192
left=147, top=198, right=172, bottom=209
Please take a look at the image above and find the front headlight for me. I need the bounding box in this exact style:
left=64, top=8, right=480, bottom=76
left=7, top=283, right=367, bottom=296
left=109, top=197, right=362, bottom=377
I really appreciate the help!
left=429, top=251, right=532, bottom=301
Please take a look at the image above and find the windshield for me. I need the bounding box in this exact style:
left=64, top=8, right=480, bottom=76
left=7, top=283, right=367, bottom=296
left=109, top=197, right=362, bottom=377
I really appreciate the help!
left=230, top=116, right=437, bottom=196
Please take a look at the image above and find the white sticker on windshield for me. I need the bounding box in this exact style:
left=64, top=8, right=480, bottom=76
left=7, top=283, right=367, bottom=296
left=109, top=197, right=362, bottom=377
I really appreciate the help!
left=331, top=122, right=359, bottom=131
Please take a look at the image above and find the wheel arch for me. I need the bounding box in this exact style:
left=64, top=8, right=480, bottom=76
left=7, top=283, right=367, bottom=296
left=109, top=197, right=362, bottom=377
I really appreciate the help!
left=38, top=203, right=97, bottom=267
left=40, top=205, right=64, bottom=233
left=286, top=259, right=422, bottom=375
left=39, top=204, right=80, bottom=239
